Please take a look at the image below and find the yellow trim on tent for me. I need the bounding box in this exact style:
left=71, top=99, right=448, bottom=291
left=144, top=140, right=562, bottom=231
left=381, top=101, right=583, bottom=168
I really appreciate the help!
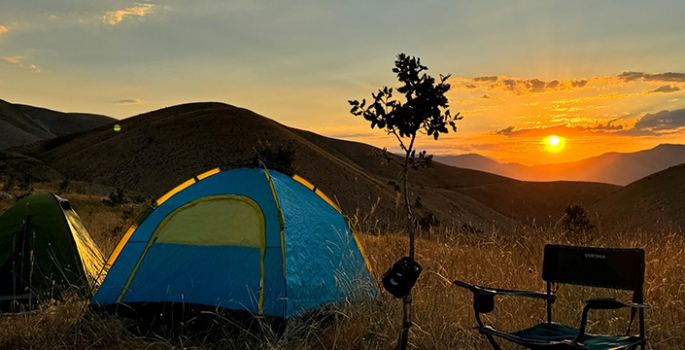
left=264, top=169, right=285, bottom=231
left=258, top=257, right=265, bottom=315
left=280, top=231, right=286, bottom=278
left=352, top=232, right=373, bottom=273
left=315, top=189, right=340, bottom=212
left=156, top=178, right=196, bottom=206
left=291, top=174, right=341, bottom=213
left=155, top=168, right=220, bottom=206
left=265, top=169, right=287, bottom=281
left=292, top=174, right=314, bottom=190
left=105, top=224, right=137, bottom=272
left=116, top=222, right=158, bottom=302
left=197, top=167, right=220, bottom=180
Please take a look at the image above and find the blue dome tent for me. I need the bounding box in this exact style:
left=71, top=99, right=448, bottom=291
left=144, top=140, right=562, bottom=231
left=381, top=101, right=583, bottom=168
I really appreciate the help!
left=91, top=167, right=375, bottom=329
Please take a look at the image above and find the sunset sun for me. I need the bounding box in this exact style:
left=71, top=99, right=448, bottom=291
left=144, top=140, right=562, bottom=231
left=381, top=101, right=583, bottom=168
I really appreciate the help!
left=543, top=135, right=566, bottom=153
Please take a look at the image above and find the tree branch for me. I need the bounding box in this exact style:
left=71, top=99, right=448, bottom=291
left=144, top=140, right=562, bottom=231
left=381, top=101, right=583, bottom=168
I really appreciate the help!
left=391, top=129, right=408, bottom=152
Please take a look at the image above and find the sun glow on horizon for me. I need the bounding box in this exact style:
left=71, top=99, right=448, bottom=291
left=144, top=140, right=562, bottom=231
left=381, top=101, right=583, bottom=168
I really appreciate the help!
left=544, top=135, right=566, bottom=153
left=548, top=135, right=560, bottom=146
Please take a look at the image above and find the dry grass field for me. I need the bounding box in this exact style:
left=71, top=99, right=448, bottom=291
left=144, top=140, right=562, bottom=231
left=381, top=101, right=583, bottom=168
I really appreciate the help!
left=1, top=186, right=684, bottom=349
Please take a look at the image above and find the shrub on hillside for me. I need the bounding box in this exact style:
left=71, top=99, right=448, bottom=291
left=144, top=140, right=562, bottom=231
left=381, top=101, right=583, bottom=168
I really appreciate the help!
left=562, top=204, right=595, bottom=244
left=252, top=140, right=298, bottom=176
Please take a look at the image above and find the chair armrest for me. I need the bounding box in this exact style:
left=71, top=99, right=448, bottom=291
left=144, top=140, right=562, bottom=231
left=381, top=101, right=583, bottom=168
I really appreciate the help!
left=572, top=298, right=650, bottom=343
left=453, top=279, right=556, bottom=329
left=453, top=280, right=555, bottom=301
left=584, top=297, right=650, bottom=310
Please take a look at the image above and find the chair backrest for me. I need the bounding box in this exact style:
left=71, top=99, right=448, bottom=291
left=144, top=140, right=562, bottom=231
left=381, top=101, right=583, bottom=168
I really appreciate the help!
left=542, top=244, right=645, bottom=293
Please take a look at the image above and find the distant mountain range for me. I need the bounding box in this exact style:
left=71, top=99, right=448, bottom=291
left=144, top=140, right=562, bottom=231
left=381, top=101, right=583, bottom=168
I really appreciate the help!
left=0, top=98, right=115, bottom=149
left=434, top=144, right=685, bottom=185
left=2, top=101, right=684, bottom=233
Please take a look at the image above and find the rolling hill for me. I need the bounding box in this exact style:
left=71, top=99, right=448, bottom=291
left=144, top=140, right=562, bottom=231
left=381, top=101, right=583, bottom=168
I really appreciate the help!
left=0, top=98, right=115, bottom=149
left=591, top=163, right=685, bottom=233
left=434, top=144, right=685, bottom=186
left=9, top=102, right=620, bottom=232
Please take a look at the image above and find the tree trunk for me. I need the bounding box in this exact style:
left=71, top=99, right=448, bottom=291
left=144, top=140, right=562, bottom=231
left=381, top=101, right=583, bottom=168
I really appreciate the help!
left=396, top=157, right=416, bottom=350
left=396, top=293, right=412, bottom=350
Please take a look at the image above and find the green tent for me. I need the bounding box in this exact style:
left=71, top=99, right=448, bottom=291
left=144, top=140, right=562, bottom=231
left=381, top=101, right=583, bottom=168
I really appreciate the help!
left=0, top=192, right=105, bottom=312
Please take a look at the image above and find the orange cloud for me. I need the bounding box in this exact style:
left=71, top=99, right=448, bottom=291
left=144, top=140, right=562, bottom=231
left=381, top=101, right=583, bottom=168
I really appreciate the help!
left=478, top=94, right=503, bottom=101
left=453, top=75, right=596, bottom=96
left=633, top=108, right=685, bottom=134
left=449, top=77, right=479, bottom=90
left=473, top=75, right=498, bottom=82
left=495, top=108, right=685, bottom=138
left=103, top=4, right=154, bottom=25
left=0, top=25, right=7, bottom=36
left=618, top=71, right=685, bottom=83
left=644, top=85, right=682, bottom=94
left=486, top=77, right=590, bottom=95
left=1, top=56, right=40, bottom=72
left=495, top=120, right=627, bottom=138
left=450, top=72, right=685, bottom=97
left=1, top=56, right=21, bottom=64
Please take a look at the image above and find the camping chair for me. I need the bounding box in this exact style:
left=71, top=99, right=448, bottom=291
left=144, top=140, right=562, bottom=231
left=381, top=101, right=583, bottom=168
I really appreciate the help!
left=453, top=244, right=648, bottom=350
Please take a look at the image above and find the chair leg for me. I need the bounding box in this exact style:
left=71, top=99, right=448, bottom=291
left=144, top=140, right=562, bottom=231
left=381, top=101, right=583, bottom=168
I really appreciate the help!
left=484, top=333, right=502, bottom=350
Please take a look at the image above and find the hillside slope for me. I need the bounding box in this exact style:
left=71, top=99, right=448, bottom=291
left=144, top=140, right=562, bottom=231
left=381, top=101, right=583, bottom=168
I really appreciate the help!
left=0, top=99, right=52, bottom=149
left=591, top=163, right=685, bottom=233
left=17, top=104, right=114, bottom=137
left=0, top=99, right=115, bottom=149
left=14, top=102, right=619, bottom=230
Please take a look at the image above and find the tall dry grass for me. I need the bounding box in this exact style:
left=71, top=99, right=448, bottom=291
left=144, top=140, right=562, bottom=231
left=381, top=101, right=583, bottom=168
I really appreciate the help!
left=348, top=228, right=685, bottom=349
left=0, top=186, right=683, bottom=349
left=3, top=228, right=681, bottom=349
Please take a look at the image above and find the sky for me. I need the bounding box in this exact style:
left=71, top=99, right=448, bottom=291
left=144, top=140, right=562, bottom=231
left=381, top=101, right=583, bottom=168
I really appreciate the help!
left=1, top=0, right=684, bottom=165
